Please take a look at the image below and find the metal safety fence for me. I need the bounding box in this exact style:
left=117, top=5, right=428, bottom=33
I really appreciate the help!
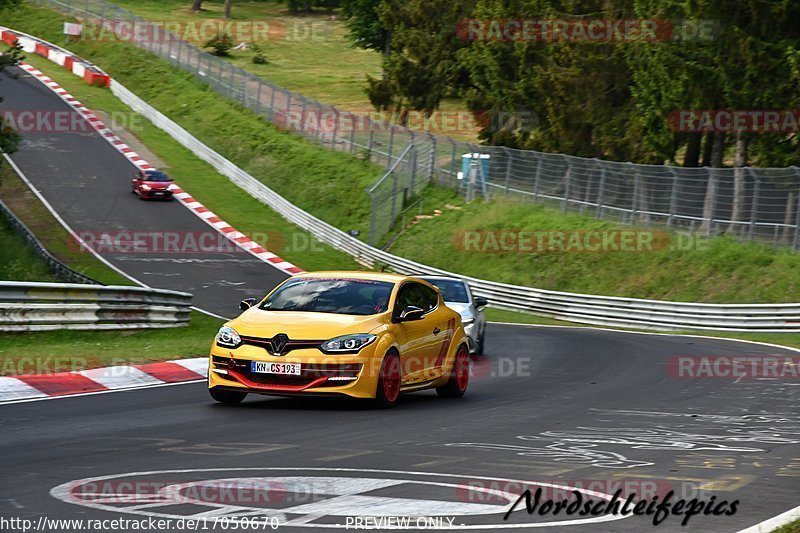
left=26, top=0, right=800, bottom=248
left=0, top=281, right=192, bottom=331
left=0, top=195, right=97, bottom=284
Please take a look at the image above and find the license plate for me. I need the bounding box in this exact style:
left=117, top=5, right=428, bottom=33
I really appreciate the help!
left=251, top=361, right=301, bottom=376
left=153, top=192, right=165, bottom=195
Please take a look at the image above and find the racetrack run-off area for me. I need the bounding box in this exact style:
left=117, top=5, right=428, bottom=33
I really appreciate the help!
left=1, top=49, right=799, bottom=533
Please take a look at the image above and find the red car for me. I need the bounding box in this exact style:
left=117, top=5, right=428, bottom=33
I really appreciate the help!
left=131, top=170, right=174, bottom=200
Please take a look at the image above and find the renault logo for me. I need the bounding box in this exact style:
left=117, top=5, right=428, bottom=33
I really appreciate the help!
left=271, top=334, right=289, bottom=355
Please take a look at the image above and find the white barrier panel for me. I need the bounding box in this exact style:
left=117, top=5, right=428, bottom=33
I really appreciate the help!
left=0, top=282, right=192, bottom=331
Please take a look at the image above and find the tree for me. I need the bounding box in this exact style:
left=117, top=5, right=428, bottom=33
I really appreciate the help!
left=190, top=0, right=203, bottom=12
left=364, top=0, right=474, bottom=123
left=224, top=0, right=232, bottom=18
left=341, top=0, right=390, bottom=55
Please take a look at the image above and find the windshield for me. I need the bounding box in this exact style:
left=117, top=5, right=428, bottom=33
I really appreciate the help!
left=260, top=278, right=394, bottom=316
left=423, top=279, right=469, bottom=303
left=143, top=171, right=171, bottom=182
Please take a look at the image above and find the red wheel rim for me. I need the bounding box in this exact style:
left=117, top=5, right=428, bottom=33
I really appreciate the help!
left=382, top=356, right=401, bottom=402
left=455, top=347, right=469, bottom=391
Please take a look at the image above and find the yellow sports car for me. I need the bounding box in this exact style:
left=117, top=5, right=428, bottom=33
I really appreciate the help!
left=208, top=272, right=470, bottom=407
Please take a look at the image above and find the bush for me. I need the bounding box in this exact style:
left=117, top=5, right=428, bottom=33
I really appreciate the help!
left=251, top=43, right=268, bottom=64
left=204, top=33, right=232, bottom=57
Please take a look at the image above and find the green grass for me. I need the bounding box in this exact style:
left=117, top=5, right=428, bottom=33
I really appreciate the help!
left=773, top=518, right=800, bottom=533
left=0, top=162, right=131, bottom=285
left=111, top=0, right=381, bottom=110
left=92, top=0, right=477, bottom=140
left=0, top=311, right=221, bottom=375
left=0, top=202, right=57, bottom=282
left=389, top=197, right=800, bottom=304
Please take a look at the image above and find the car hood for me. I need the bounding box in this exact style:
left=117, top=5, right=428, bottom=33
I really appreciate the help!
left=142, top=181, right=172, bottom=189
left=229, top=308, right=386, bottom=339
left=444, top=302, right=472, bottom=318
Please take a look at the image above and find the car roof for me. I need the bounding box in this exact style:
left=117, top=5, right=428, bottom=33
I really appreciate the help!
left=416, top=275, right=467, bottom=284
left=293, top=271, right=411, bottom=283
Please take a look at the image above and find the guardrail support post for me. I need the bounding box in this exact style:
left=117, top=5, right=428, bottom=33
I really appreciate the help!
left=561, top=157, right=572, bottom=213
left=449, top=140, right=458, bottom=189
left=387, top=127, right=395, bottom=164
left=748, top=168, right=760, bottom=240
left=630, top=162, right=639, bottom=224
left=367, top=121, right=375, bottom=161
left=667, top=168, right=679, bottom=228
left=503, top=147, right=512, bottom=195
left=349, top=113, right=357, bottom=153
left=595, top=161, right=606, bottom=218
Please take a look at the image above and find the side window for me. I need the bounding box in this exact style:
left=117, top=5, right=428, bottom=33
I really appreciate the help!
left=394, top=282, right=438, bottom=318
left=393, top=283, right=415, bottom=318
left=421, top=285, right=439, bottom=312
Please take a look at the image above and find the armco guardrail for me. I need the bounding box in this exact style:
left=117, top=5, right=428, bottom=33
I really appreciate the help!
left=0, top=282, right=192, bottom=331
left=0, top=196, right=98, bottom=285
left=109, top=80, right=800, bottom=333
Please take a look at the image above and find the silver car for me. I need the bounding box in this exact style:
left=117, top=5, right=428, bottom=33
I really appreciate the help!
left=418, top=276, right=488, bottom=355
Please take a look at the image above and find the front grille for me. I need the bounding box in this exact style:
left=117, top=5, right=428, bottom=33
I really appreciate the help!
left=240, top=335, right=323, bottom=356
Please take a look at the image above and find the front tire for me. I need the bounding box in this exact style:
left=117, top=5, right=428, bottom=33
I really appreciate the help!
left=210, top=387, right=247, bottom=405
left=373, top=352, right=402, bottom=408
left=473, top=330, right=485, bottom=356
left=437, top=344, right=469, bottom=398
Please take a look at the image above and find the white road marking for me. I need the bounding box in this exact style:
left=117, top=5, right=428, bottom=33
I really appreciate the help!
left=50, top=467, right=632, bottom=529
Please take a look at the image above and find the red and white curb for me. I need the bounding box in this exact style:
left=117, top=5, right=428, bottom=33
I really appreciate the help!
left=0, top=357, right=208, bottom=403
left=16, top=60, right=304, bottom=276
left=1, top=27, right=110, bottom=86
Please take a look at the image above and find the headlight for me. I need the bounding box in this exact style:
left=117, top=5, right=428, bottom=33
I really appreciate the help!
left=462, top=318, right=475, bottom=327
left=320, top=334, right=376, bottom=354
left=141, top=183, right=152, bottom=191
left=216, top=326, right=242, bottom=348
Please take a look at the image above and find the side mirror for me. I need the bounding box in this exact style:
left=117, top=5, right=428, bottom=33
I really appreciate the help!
left=474, top=296, right=488, bottom=309
left=240, top=298, right=257, bottom=311
left=398, top=306, right=425, bottom=322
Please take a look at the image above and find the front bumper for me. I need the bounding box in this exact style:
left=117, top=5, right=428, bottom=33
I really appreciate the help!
left=463, top=322, right=478, bottom=352
left=139, top=190, right=173, bottom=199
left=208, top=345, right=381, bottom=399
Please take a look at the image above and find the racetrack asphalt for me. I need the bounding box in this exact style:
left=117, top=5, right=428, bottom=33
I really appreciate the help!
left=1, top=65, right=799, bottom=532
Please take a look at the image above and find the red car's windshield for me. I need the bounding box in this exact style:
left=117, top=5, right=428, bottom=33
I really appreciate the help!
left=142, top=171, right=171, bottom=182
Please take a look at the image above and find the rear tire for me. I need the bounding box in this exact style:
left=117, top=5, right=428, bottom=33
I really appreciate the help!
left=373, top=352, right=402, bottom=409
left=210, top=387, right=247, bottom=405
left=437, top=345, right=469, bottom=398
